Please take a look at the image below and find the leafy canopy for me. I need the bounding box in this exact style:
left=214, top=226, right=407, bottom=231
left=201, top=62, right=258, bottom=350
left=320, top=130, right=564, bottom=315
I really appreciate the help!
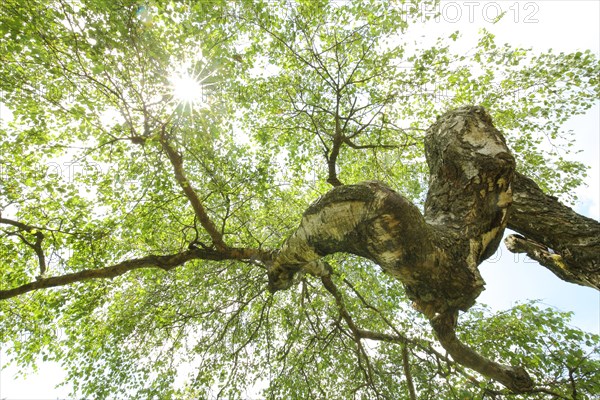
left=0, top=0, right=598, bottom=398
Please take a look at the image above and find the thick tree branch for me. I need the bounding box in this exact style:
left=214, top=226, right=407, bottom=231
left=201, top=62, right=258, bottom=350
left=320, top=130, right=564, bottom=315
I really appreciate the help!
left=0, top=246, right=267, bottom=301
left=326, top=134, right=344, bottom=187
left=0, top=249, right=203, bottom=300
left=507, top=173, right=600, bottom=289
left=505, top=234, right=597, bottom=288
left=431, top=312, right=534, bottom=393
left=159, top=128, right=227, bottom=250
left=271, top=107, right=513, bottom=315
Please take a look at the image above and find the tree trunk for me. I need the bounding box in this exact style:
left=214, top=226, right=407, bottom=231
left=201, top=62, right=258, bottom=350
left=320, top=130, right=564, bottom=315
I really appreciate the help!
left=267, top=105, right=599, bottom=392
left=269, top=107, right=517, bottom=315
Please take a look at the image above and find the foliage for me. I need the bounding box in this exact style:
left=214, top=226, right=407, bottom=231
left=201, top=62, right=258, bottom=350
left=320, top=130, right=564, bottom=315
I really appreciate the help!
left=0, top=0, right=598, bottom=398
left=459, top=302, right=600, bottom=399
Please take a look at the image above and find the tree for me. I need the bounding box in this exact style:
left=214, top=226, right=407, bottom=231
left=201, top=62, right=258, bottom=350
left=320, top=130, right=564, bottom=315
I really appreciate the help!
left=1, top=1, right=598, bottom=398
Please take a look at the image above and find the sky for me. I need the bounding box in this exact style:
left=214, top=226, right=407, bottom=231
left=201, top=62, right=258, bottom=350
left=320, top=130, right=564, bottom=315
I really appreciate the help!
left=1, top=1, right=599, bottom=398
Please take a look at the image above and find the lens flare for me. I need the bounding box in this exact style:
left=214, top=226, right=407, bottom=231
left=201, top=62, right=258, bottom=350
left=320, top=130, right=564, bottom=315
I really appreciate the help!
left=169, top=71, right=207, bottom=107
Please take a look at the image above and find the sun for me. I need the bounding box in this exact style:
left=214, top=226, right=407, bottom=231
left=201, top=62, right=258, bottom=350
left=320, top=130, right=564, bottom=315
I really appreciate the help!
left=169, top=70, right=207, bottom=108
left=167, top=52, right=217, bottom=111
